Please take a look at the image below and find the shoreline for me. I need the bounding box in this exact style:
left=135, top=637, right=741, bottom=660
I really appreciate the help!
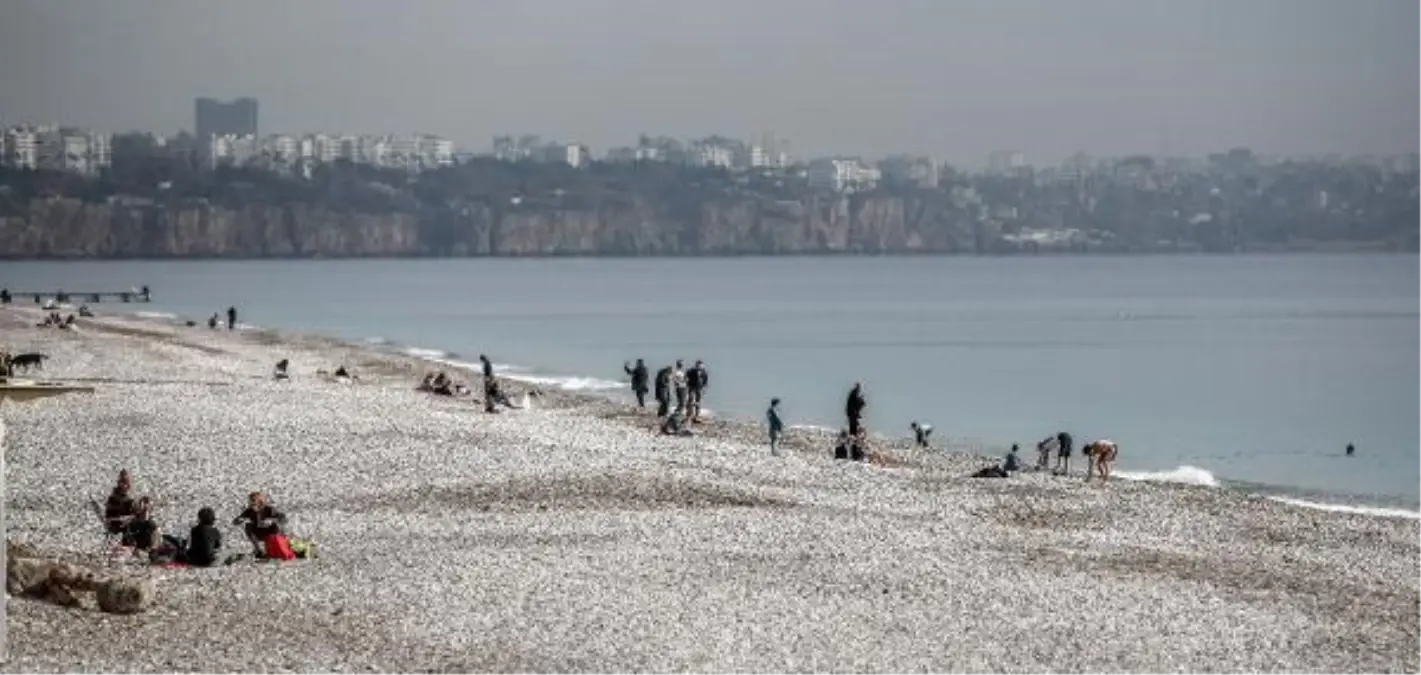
left=2, top=304, right=1417, bottom=671
left=122, top=305, right=1421, bottom=519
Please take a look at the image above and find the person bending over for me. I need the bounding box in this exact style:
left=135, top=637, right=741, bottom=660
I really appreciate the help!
left=911, top=421, right=933, bottom=449
left=233, top=492, right=287, bottom=557
left=1085, top=440, right=1119, bottom=482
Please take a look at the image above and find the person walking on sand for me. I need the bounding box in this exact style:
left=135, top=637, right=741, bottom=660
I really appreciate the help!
left=226, top=306, right=237, bottom=331
left=654, top=364, right=672, bottom=417
left=479, top=354, right=496, bottom=412
left=671, top=360, right=688, bottom=414
left=624, top=359, right=650, bottom=408
left=767, top=398, right=785, bottom=456
left=846, top=382, right=867, bottom=436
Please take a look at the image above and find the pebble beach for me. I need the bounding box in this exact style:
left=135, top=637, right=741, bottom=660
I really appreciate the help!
left=1, top=305, right=1417, bottom=673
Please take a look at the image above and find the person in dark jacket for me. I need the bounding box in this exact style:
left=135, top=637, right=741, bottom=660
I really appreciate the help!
left=687, top=360, right=709, bottom=422
left=184, top=507, right=223, bottom=567
left=845, top=383, right=867, bottom=436
left=122, top=497, right=160, bottom=552
left=232, top=491, right=287, bottom=556
left=766, top=398, right=785, bottom=456
left=1054, top=431, right=1074, bottom=475
left=226, top=306, right=237, bottom=331
left=653, top=366, right=672, bottom=417
left=624, top=359, right=650, bottom=408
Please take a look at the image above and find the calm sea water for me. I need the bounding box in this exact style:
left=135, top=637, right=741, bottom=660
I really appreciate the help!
left=5, top=255, right=1417, bottom=508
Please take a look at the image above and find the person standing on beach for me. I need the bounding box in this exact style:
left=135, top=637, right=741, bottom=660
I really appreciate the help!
left=654, top=365, right=672, bottom=417
left=687, top=360, right=709, bottom=422
left=846, top=383, right=867, bottom=436
left=226, top=306, right=237, bottom=331
left=672, top=360, right=688, bottom=414
left=1054, top=431, right=1074, bottom=475
left=767, top=398, right=785, bottom=456
left=479, top=355, right=496, bottom=413
left=624, top=359, right=650, bottom=408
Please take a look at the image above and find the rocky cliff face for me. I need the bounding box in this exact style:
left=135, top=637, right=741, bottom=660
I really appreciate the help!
left=0, top=194, right=978, bottom=258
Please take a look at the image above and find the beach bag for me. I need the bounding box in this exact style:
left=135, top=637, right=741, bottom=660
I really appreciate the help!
left=288, top=537, right=317, bottom=560
left=263, top=533, right=296, bottom=561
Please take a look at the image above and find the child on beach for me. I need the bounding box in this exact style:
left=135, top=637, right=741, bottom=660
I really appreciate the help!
left=232, top=492, right=288, bottom=557
left=184, top=507, right=223, bottom=567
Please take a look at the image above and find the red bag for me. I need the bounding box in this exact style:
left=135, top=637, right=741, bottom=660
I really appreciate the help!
left=263, top=533, right=296, bottom=561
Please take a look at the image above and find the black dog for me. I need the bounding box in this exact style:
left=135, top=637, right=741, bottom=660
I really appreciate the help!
left=10, top=352, right=48, bottom=373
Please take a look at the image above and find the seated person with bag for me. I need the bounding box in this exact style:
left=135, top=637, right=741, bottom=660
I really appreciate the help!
left=232, top=491, right=289, bottom=558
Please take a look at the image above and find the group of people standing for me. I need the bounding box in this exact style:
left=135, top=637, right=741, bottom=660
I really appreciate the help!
left=624, top=358, right=711, bottom=427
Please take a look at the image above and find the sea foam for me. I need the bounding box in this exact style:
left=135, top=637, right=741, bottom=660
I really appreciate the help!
left=1267, top=496, right=1421, bottom=521
left=1114, top=465, right=1221, bottom=488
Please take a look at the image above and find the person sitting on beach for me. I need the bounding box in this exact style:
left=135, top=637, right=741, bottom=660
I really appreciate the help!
left=104, top=469, right=138, bottom=534
left=121, top=497, right=161, bottom=552
left=274, top=358, right=290, bottom=380
left=1084, top=440, right=1119, bottom=482
left=208, top=313, right=219, bottom=330
left=78, top=304, right=94, bottom=318
left=1003, top=444, right=1022, bottom=473
left=833, top=429, right=851, bottom=460
left=911, top=421, right=933, bottom=449
left=184, top=507, right=223, bottom=567
left=232, top=492, right=288, bottom=557
left=334, top=365, right=351, bottom=379
left=661, top=410, right=693, bottom=437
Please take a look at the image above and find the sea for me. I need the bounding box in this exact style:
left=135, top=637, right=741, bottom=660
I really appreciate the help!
left=5, top=254, right=1418, bottom=514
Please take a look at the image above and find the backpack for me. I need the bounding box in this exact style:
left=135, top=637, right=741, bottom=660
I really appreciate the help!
left=263, top=533, right=296, bottom=561
left=288, top=537, right=317, bottom=560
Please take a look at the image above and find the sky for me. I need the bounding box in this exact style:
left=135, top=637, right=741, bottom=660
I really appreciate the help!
left=0, top=0, right=1416, bottom=165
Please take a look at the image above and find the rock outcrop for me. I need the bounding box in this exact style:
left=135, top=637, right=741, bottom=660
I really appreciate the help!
left=0, top=193, right=982, bottom=259
left=7, top=547, right=156, bottom=614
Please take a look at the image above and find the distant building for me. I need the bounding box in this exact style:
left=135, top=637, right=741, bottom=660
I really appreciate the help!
left=807, top=158, right=880, bottom=192
left=195, top=97, right=259, bottom=141
left=878, top=155, right=939, bottom=188
left=3, top=127, right=38, bottom=170
left=987, top=151, right=1027, bottom=174
left=208, top=134, right=259, bottom=168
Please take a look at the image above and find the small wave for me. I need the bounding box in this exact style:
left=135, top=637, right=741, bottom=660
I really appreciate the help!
left=1267, top=496, right=1420, bottom=520
left=789, top=423, right=838, bottom=434
left=364, top=336, right=392, bottom=346
left=402, top=347, right=456, bottom=360
left=134, top=311, right=179, bottom=320
left=1114, top=465, right=1220, bottom=488
left=502, top=373, right=624, bottom=392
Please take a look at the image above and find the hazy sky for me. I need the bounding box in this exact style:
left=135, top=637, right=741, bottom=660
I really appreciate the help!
left=1, top=0, right=1415, bottom=164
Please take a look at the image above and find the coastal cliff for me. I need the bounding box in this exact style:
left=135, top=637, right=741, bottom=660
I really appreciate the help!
left=0, top=193, right=985, bottom=258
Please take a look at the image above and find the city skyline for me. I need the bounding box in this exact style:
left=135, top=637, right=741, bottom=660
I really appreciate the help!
left=0, top=0, right=1416, bottom=166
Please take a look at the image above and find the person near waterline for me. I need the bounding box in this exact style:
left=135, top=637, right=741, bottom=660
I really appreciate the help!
left=654, top=365, right=673, bottom=417
left=911, top=421, right=933, bottom=449
left=208, top=313, right=219, bottom=330
left=833, top=429, right=852, bottom=460
left=1084, top=440, right=1119, bottom=482
left=661, top=409, right=693, bottom=437
left=1345, top=443, right=1355, bottom=456
left=671, top=360, right=688, bottom=414
left=1054, top=430, right=1074, bottom=475
left=845, top=383, right=867, bottom=436
left=687, top=360, right=710, bottom=422
left=624, top=359, right=650, bottom=408
left=479, top=355, right=496, bottom=412
left=766, top=398, right=785, bottom=456
left=1003, top=444, right=1022, bottom=473
left=226, top=306, right=237, bottom=331
left=1035, top=435, right=1059, bottom=471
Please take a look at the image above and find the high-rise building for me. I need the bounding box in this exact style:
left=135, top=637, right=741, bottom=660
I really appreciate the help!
left=194, top=97, right=259, bottom=141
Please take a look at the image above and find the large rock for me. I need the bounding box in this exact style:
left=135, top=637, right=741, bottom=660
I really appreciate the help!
left=7, top=556, right=99, bottom=607
left=95, top=577, right=155, bottom=614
